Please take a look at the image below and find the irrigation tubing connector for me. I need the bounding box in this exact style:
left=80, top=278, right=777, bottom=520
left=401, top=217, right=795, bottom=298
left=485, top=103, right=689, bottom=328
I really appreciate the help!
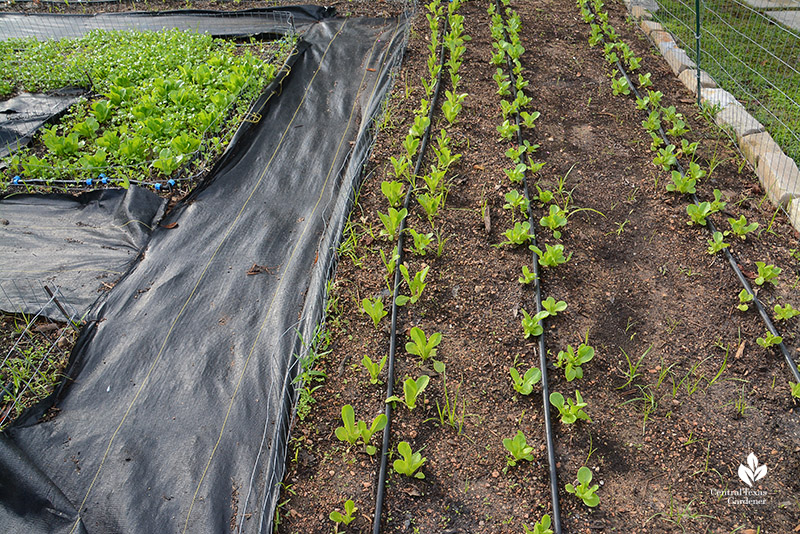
left=496, top=1, right=563, bottom=532
left=614, top=57, right=800, bottom=383
left=373, top=12, right=447, bottom=534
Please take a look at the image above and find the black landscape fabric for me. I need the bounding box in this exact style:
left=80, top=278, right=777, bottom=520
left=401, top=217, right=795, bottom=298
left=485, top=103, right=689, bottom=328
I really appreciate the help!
left=0, top=9, right=408, bottom=534
left=0, top=90, right=85, bottom=159
left=0, top=186, right=165, bottom=317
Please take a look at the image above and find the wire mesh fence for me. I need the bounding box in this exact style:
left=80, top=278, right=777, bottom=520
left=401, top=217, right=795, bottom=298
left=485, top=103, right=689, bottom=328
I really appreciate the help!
left=0, top=281, right=80, bottom=429
left=650, top=0, right=800, bottom=203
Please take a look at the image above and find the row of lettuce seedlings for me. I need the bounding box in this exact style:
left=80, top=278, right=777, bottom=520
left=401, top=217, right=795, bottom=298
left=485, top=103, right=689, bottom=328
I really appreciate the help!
left=577, top=0, right=800, bottom=393
left=489, top=1, right=605, bottom=533
left=327, top=0, right=471, bottom=530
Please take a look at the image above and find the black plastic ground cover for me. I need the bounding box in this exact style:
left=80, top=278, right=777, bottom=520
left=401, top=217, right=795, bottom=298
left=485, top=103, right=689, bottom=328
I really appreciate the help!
left=0, top=90, right=85, bottom=159
left=0, top=6, right=325, bottom=40
left=0, top=186, right=165, bottom=317
left=0, top=11, right=408, bottom=534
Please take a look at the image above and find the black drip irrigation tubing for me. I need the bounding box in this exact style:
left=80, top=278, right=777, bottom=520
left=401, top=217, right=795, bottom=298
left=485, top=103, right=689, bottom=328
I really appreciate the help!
left=494, top=1, right=563, bottom=531
left=373, top=11, right=447, bottom=534
left=612, top=56, right=800, bottom=384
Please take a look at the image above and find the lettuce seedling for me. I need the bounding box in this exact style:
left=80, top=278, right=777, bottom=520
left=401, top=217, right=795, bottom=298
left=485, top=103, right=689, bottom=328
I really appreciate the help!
left=728, top=215, right=758, bottom=240
left=679, top=138, right=699, bottom=158
left=756, top=331, right=782, bottom=348
left=755, top=262, right=781, bottom=286
left=362, top=354, right=387, bottom=384
left=666, top=118, right=689, bottom=137
left=442, top=90, right=467, bottom=124
left=686, top=202, right=715, bottom=226
left=550, top=391, right=591, bottom=424
left=509, top=365, right=541, bottom=395
left=539, top=204, right=568, bottom=238
left=396, top=264, right=429, bottom=306
left=393, top=441, right=426, bottom=479
left=642, top=110, right=661, bottom=132
left=502, top=430, right=534, bottom=470
left=652, top=145, right=677, bottom=171
left=521, top=308, right=549, bottom=338
left=536, top=186, right=554, bottom=204
left=329, top=499, right=357, bottom=527
left=565, top=466, right=600, bottom=507
left=542, top=297, right=567, bottom=316
left=417, top=193, right=443, bottom=223
left=378, top=207, right=408, bottom=241
left=504, top=163, right=528, bottom=184
left=433, top=142, right=461, bottom=171
left=737, top=289, right=754, bottom=311
left=381, top=180, right=405, bottom=208
left=774, top=304, right=800, bottom=321
left=335, top=405, right=387, bottom=455
left=504, top=190, right=530, bottom=223
left=390, top=155, right=410, bottom=181
left=638, top=72, right=652, bottom=88
left=519, top=265, right=537, bottom=285
left=556, top=342, right=594, bottom=381
left=497, top=119, right=520, bottom=140
left=408, top=229, right=433, bottom=256
left=362, top=297, right=388, bottom=328
left=611, top=75, right=630, bottom=96
left=666, top=170, right=696, bottom=194
left=500, top=221, right=533, bottom=246
left=520, top=111, right=540, bottom=129
left=380, top=246, right=399, bottom=276
left=387, top=375, right=430, bottom=410
left=523, top=515, right=554, bottom=534
left=790, top=382, right=800, bottom=400
left=406, top=327, right=442, bottom=362
left=531, top=243, right=572, bottom=267
left=707, top=231, right=729, bottom=255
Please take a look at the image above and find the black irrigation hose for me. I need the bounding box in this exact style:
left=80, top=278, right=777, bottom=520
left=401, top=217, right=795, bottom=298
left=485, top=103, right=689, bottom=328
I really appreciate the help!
left=372, top=11, right=448, bottom=534
left=496, top=2, right=563, bottom=532
left=614, top=55, right=800, bottom=383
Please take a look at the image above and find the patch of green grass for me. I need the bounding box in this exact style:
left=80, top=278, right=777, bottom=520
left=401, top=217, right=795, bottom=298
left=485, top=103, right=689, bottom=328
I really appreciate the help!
left=653, top=0, right=800, bottom=163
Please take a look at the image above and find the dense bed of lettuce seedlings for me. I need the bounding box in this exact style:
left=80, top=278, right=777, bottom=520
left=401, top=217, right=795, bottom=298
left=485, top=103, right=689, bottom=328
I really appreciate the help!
left=0, top=29, right=295, bottom=190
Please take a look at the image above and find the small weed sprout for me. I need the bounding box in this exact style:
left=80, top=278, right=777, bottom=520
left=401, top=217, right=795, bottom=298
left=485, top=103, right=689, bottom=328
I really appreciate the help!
left=565, top=466, right=600, bottom=507
left=393, top=441, right=426, bottom=479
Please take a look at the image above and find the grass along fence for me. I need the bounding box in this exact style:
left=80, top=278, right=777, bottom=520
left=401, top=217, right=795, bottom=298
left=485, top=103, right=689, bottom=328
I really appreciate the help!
left=649, top=0, right=800, bottom=169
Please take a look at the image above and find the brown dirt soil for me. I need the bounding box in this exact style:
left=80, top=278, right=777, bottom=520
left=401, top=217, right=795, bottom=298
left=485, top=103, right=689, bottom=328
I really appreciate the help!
left=274, top=1, right=800, bottom=534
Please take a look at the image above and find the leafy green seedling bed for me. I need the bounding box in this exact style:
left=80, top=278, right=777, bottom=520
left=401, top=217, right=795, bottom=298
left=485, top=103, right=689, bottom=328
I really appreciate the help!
left=0, top=28, right=295, bottom=192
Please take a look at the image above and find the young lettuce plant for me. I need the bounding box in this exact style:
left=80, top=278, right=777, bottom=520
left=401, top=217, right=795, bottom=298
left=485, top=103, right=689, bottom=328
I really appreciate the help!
left=406, top=327, right=442, bottom=362
left=362, top=297, right=387, bottom=328
left=756, top=331, right=782, bottom=348
left=519, top=265, right=537, bottom=285
left=539, top=204, right=568, bottom=238
left=565, top=466, right=600, bottom=507
left=329, top=499, right=357, bottom=529
left=499, top=221, right=534, bottom=247
left=504, top=190, right=530, bottom=223
left=728, top=215, right=758, bottom=240
left=790, top=382, right=800, bottom=401
left=755, top=262, right=781, bottom=286
left=407, top=228, right=434, bottom=256
left=774, top=303, right=800, bottom=321
left=707, top=231, right=730, bottom=255
left=387, top=375, right=430, bottom=410
left=393, top=441, right=426, bottom=479
left=555, top=342, right=595, bottom=381
left=737, top=289, right=754, bottom=311
left=381, top=180, right=405, bottom=208
left=334, top=404, right=387, bottom=455
left=542, top=296, right=567, bottom=316
left=502, top=430, right=534, bottom=471
left=378, top=207, right=408, bottom=240
left=521, top=308, right=550, bottom=338
left=531, top=243, right=572, bottom=267
left=362, top=354, right=387, bottom=384
left=549, top=391, right=591, bottom=424
left=396, top=264, right=429, bottom=306
left=523, top=515, right=554, bottom=534
left=509, top=365, right=542, bottom=395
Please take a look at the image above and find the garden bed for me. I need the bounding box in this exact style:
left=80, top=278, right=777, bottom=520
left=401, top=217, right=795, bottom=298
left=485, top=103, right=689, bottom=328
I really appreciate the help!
left=274, top=0, right=800, bottom=533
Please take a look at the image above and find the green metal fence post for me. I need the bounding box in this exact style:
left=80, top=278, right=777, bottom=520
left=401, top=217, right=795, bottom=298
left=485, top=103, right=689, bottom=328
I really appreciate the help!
left=695, top=0, right=702, bottom=106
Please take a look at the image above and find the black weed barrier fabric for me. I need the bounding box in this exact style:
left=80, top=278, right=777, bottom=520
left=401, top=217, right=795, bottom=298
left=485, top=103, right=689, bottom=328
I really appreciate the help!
left=0, top=186, right=165, bottom=317
left=0, top=11, right=408, bottom=534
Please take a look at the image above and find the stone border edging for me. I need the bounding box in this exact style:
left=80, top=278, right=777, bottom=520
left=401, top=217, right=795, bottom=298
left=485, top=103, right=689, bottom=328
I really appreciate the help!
left=624, top=0, right=800, bottom=231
